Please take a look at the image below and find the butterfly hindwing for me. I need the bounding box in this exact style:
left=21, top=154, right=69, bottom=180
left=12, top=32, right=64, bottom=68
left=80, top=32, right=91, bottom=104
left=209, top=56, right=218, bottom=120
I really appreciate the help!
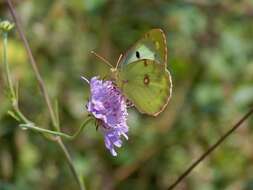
left=117, top=59, right=172, bottom=116
left=120, top=29, right=167, bottom=67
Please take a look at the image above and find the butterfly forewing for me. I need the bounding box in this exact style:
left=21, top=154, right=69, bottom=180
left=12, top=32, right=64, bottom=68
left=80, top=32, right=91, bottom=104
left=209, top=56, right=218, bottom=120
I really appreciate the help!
left=120, top=29, right=167, bottom=68
left=117, top=59, right=172, bottom=116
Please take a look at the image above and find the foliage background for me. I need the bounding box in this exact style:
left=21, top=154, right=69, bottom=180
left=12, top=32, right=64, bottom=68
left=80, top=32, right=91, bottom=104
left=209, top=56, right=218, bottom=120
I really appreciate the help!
left=0, top=0, right=253, bottom=189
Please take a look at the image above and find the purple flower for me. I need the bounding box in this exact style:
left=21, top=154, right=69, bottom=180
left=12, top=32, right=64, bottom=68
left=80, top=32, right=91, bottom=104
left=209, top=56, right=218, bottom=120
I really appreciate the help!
left=87, top=77, right=128, bottom=156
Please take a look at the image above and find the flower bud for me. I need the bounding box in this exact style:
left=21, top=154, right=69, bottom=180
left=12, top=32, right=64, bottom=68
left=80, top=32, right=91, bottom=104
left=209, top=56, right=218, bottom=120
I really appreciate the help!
left=0, top=20, right=15, bottom=32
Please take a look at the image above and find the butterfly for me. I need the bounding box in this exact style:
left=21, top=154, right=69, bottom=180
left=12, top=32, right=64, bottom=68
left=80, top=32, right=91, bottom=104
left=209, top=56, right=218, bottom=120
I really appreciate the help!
left=92, top=28, right=172, bottom=116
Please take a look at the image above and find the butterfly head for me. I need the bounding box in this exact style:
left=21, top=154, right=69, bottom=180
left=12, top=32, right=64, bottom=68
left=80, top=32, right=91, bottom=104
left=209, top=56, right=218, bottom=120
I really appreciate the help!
left=109, top=53, right=123, bottom=81
left=110, top=67, right=119, bottom=82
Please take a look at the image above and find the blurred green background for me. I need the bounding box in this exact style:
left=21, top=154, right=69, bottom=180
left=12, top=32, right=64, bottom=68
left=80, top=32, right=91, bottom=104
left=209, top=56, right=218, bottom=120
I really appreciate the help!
left=1, top=0, right=253, bottom=189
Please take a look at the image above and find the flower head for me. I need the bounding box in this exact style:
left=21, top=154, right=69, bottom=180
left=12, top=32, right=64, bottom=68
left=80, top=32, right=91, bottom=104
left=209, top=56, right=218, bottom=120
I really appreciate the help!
left=87, top=77, right=128, bottom=156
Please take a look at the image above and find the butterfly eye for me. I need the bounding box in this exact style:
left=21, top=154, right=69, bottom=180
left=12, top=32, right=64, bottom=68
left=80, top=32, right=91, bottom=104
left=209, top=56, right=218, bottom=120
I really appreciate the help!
left=136, top=51, right=140, bottom=59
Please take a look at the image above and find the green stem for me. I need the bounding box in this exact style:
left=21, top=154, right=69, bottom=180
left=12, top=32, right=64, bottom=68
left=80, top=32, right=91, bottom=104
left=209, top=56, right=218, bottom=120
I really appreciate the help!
left=6, top=0, right=58, bottom=129
left=5, top=0, right=88, bottom=189
left=19, top=117, right=92, bottom=140
left=2, top=32, right=15, bottom=99
left=2, top=31, right=32, bottom=125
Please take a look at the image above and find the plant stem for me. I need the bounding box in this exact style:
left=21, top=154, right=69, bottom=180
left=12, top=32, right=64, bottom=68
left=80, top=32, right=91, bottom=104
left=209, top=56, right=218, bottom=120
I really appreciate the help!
left=56, top=137, right=85, bottom=190
left=6, top=0, right=58, bottom=129
left=19, top=117, right=92, bottom=140
left=5, top=0, right=86, bottom=189
left=168, top=107, right=253, bottom=190
left=2, top=30, right=33, bottom=125
left=2, top=32, right=15, bottom=99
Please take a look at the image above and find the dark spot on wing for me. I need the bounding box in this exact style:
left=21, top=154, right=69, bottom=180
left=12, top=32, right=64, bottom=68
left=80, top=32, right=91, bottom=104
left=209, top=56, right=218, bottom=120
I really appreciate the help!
left=143, top=74, right=150, bottom=85
left=136, top=51, right=140, bottom=59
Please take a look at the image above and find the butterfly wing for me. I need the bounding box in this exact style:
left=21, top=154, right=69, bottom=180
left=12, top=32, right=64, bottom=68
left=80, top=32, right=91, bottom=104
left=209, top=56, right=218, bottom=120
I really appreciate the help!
left=120, top=29, right=167, bottom=67
left=117, top=59, right=172, bottom=116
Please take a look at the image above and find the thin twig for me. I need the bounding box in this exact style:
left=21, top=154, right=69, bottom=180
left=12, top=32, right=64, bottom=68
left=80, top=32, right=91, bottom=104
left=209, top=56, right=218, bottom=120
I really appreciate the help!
left=168, top=107, right=253, bottom=190
left=56, top=137, right=85, bottom=190
left=5, top=1, right=86, bottom=189
left=6, top=0, right=57, bottom=128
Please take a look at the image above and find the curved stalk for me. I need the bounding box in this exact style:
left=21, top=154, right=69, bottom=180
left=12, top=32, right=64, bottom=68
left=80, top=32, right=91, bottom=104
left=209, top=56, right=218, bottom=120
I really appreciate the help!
left=19, top=117, right=93, bottom=140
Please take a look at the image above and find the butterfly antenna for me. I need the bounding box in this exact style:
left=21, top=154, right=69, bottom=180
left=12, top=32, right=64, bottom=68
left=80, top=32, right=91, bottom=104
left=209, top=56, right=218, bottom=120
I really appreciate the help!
left=81, top=76, right=90, bottom=84
left=115, top=53, right=123, bottom=69
left=91, top=51, right=113, bottom=68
